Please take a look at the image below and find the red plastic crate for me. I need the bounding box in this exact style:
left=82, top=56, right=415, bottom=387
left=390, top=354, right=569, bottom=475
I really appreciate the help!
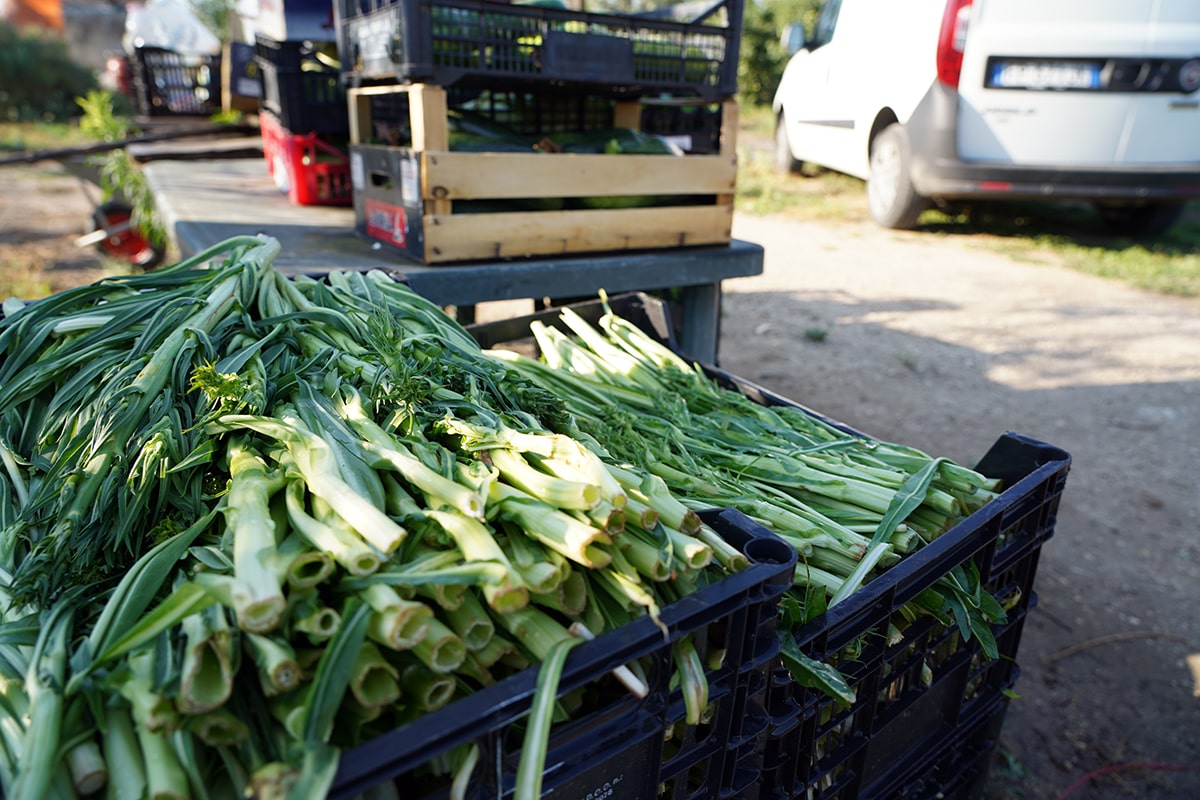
left=259, top=110, right=352, bottom=207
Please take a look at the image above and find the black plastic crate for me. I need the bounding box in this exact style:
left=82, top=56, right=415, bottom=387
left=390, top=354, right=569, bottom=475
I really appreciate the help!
left=881, top=694, right=1012, bottom=800
left=640, top=98, right=725, bottom=153
left=334, top=0, right=744, bottom=99
left=464, top=291, right=1071, bottom=800
left=330, top=508, right=796, bottom=799
left=255, top=35, right=349, bottom=136
left=362, top=83, right=618, bottom=141
left=131, top=47, right=223, bottom=117
left=362, top=83, right=726, bottom=152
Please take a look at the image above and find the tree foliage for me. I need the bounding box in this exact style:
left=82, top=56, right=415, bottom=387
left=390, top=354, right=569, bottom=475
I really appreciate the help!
left=738, top=0, right=822, bottom=107
left=0, top=22, right=99, bottom=122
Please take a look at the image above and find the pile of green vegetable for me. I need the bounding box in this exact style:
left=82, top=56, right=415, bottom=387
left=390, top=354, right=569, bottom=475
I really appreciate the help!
left=486, top=298, right=1010, bottom=701
left=0, top=237, right=745, bottom=798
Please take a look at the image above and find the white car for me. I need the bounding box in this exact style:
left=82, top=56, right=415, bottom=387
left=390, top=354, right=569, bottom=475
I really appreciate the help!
left=772, top=0, right=1200, bottom=236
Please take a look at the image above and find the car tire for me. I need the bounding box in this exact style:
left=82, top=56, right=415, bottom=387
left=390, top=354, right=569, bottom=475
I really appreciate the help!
left=1093, top=202, right=1186, bottom=239
left=774, top=112, right=804, bottom=175
left=867, top=123, right=928, bottom=229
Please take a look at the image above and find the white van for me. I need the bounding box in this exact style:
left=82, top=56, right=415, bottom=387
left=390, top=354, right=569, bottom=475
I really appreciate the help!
left=771, top=0, right=1200, bottom=236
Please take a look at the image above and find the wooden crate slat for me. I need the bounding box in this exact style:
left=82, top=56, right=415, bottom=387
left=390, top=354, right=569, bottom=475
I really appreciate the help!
left=421, top=204, right=734, bottom=263
left=422, top=152, right=736, bottom=200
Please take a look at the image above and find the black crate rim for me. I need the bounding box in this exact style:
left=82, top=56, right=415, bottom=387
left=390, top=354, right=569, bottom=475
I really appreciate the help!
left=335, top=0, right=745, bottom=99
left=789, top=433, right=1070, bottom=652
left=330, top=507, right=796, bottom=797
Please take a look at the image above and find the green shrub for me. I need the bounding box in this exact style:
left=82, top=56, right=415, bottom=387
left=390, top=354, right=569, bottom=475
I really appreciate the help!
left=738, top=0, right=821, bottom=107
left=0, top=21, right=99, bottom=122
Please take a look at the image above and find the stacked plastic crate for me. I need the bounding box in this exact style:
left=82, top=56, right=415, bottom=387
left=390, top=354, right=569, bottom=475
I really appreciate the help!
left=254, top=0, right=353, bottom=206
left=332, top=0, right=746, bottom=264
left=130, top=47, right=224, bottom=117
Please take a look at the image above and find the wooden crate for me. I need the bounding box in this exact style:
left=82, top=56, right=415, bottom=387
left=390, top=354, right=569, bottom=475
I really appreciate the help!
left=346, top=83, right=737, bottom=264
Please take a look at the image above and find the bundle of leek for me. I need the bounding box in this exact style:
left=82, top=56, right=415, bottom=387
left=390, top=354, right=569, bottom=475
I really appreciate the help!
left=483, top=295, right=1009, bottom=703
left=0, top=237, right=737, bottom=799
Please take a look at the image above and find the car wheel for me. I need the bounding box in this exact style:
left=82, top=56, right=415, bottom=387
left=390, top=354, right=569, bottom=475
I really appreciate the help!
left=1094, top=202, right=1186, bottom=239
left=774, top=113, right=804, bottom=175
left=867, top=123, right=927, bottom=229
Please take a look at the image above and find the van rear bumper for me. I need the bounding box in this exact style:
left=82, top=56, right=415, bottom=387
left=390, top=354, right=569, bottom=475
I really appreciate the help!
left=903, top=83, right=1200, bottom=202
left=911, top=162, right=1200, bottom=203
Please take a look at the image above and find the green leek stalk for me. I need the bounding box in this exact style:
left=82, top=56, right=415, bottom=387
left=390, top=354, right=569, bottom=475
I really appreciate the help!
left=491, top=606, right=573, bottom=662
left=288, top=592, right=341, bottom=643
left=470, top=634, right=520, bottom=670
left=338, top=393, right=485, bottom=519
left=67, top=730, right=107, bottom=795
left=444, top=590, right=495, bottom=651
left=294, top=383, right=387, bottom=510
left=423, top=508, right=529, bottom=613
left=399, top=663, right=457, bottom=712
left=357, top=583, right=433, bottom=651
left=215, top=413, right=408, bottom=557
left=530, top=566, right=589, bottom=618
left=245, top=634, right=302, bottom=697
left=186, top=709, right=249, bottom=747
left=348, top=643, right=401, bottom=709
left=285, top=482, right=382, bottom=577
left=247, top=762, right=298, bottom=800
left=662, top=526, right=712, bottom=571
left=500, top=531, right=564, bottom=595
left=693, top=525, right=750, bottom=572
left=135, top=721, right=190, bottom=800
left=487, top=447, right=601, bottom=510
left=269, top=692, right=307, bottom=741
left=11, top=604, right=72, bottom=799
left=177, top=604, right=234, bottom=715
left=606, top=466, right=701, bottom=534
left=412, top=618, right=467, bottom=675
left=116, top=648, right=177, bottom=736
left=490, top=483, right=613, bottom=569
left=102, top=704, right=146, bottom=800
left=449, top=744, right=478, bottom=800
left=414, top=580, right=468, bottom=613
left=672, top=637, right=709, bottom=726
left=572, top=500, right=626, bottom=535
left=618, top=529, right=674, bottom=582
left=222, top=438, right=287, bottom=634
left=514, top=635, right=584, bottom=800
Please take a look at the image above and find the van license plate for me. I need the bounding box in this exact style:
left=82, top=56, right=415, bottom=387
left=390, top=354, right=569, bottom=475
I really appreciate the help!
left=988, top=60, right=1102, bottom=90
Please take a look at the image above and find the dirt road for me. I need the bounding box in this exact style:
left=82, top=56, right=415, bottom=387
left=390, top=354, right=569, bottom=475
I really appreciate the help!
left=725, top=214, right=1200, bottom=799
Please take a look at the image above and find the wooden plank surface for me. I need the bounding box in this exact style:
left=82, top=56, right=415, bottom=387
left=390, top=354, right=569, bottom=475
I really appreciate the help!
left=422, top=152, right=736, bottom=200
left=422, top=204, right=734, bottom=262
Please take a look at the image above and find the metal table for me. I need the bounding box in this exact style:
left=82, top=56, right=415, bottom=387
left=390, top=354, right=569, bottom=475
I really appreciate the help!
left=142, top=157, right=763, bottom=363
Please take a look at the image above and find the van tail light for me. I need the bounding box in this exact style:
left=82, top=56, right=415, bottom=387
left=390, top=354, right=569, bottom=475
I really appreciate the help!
left=936, top=0, right=974, bottom=88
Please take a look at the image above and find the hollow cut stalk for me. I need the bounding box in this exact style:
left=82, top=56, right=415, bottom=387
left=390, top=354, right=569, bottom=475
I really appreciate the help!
left=222, top=438, right=287, bottom=634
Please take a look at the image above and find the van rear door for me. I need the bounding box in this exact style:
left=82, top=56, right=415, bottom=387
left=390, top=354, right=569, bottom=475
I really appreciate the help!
left=954, top=0, right=1200, bottom=167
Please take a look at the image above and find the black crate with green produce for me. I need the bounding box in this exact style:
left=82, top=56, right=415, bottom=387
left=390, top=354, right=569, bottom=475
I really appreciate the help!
left=0, top=239, right=798, bottom=799
left=464, top=290, right=1072, bottom=800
